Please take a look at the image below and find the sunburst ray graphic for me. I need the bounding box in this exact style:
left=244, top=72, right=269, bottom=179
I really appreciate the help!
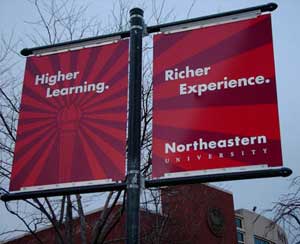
left=10, top=40, right=129, bottom=191
left=152, top=14, right=283, bottom=177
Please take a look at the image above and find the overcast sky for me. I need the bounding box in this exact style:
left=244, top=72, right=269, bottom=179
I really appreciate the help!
left=0, top=0, right=299, bottom=241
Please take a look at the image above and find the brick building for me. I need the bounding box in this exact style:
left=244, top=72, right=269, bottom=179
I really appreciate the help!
left=5, top=184, right=237, bottom=243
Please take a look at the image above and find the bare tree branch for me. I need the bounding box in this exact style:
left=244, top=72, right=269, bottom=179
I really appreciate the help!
left=4, top=202, right=43, bottom=244
left=265, top=177, right=300, bottom=243
left=76, top=194, right=87, bottom=244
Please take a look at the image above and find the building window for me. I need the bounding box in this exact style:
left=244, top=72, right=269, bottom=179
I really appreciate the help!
left=254, top=236, right=272, bottom=244
left=237, top=231, right=245, bottom=244
left=235, top=217, right=243, bottom=228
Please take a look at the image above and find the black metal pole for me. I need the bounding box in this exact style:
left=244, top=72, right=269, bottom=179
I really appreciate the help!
left=126, top=7, right=144, bottom=244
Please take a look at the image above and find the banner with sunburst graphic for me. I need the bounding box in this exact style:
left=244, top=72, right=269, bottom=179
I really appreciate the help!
left=10, top=39, right=129, bottom=191
left=152, top=14, right=282, bottom=178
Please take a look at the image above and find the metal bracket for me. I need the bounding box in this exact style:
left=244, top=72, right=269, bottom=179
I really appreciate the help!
left=161, top=10, right=261, bottom=34
left=140, top=176, right=145, bottom=190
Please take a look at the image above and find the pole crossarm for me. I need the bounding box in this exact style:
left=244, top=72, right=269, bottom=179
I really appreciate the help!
left=145, top=167, right=293, bottom=188
left=1, top=167, right=292, bottom=202
left=20, top=2, right=277, bottom=56
left=0, top=182, right=126, bottom=201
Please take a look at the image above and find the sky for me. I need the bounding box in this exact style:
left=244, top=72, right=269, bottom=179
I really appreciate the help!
left=0, top=0, right=299, bottom=241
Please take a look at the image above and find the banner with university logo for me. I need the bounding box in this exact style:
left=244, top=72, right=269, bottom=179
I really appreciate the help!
left=152, top=14, right=282, bottom=178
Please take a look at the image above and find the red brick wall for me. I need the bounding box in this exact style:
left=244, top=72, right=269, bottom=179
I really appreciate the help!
left=160, top=184, right=237, bottom=244
left=6, top=184, right=237, bottom=244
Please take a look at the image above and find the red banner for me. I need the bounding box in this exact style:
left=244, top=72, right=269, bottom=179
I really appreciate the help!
left=152, top=14, right=282, bottom=178
left=10, top=40, right=129, bottom=191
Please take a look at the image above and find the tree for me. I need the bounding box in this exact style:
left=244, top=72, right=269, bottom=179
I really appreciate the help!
left=0, top=0, right=129, bottom=243
left=267, top=177, right=300, bottom=244
left=0, top=0, right=178, bottom=243
left=0, top=32, right=20, bottom=187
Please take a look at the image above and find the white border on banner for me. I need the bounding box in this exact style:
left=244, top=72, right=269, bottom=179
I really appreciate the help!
left=31, top=36, right=123, bottom=56
left=161, top=164, right=269, bottom=179
left=160, top=10, right=261, bottom=35
left=18, top=178, right=114, bottom=192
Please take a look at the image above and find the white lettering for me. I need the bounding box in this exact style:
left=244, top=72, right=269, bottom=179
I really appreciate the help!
left=178, top=75, right=271, bottom=97
left=35, top=70, right=80, bottom=86
left=165, top=65, right=211, bottom=81
left=164, top=135, right=268, bottom=154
